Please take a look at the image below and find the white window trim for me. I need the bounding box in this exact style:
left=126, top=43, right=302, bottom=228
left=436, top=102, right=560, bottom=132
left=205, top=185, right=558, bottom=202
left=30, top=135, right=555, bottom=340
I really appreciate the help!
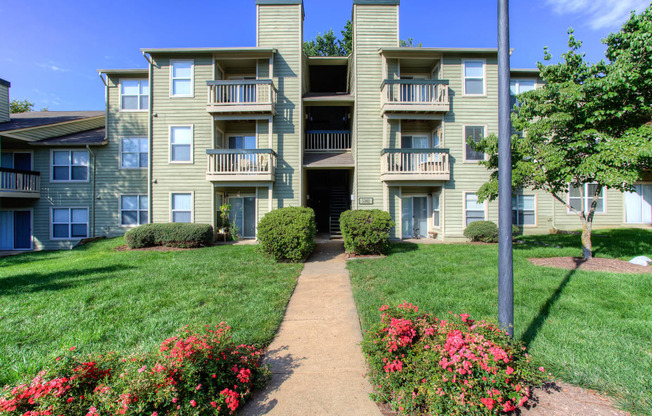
left=623, top=182, right=652, bottom=224
left=567, top=183, right=607, bottom=215
left=168, top=125, right=194, bottom=164
left=169, top=191, right=194, bottom=223
left=432, top=192, right=441, bottom=229
left=462, top=59, right=487, bottom=97
left=119, top=137, right=148, bottom=169
left=119, top=78, right=149, bottom=112
left=50, top=149, right=90, bottom=183
left=1, top=150, right=34, bottom=170
left=50, top=207, right=89, bottom=241
left=169, top=59, right=194, bottom=98
left=512, top=194, right=538, bottom=227
left=119, top=194, right=149, bottom=227
left=462, top=124, right=489, bottom=163
left=463, top=191, right=487, bottom=226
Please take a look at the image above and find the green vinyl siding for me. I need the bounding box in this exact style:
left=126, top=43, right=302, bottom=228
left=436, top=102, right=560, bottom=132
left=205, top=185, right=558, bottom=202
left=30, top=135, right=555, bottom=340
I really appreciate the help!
left=353, top=3, right=398, bottom=211
left=0, top=85, right=9, bottom=123
left=257, top=3, right=303, bottom=208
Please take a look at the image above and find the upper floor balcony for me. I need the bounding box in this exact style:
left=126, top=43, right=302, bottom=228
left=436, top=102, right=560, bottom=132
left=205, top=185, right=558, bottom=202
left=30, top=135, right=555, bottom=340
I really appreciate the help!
left=381, top=80, right=450, bottom=115
left=206, top=80, right=277, bottom=115
left=305, top=130, right=351, bottom=152
left=206, top=149, right=276, bottom=182
left=380, top=149, right=450, bottom=181
left=0, top=167, right=40, bottom=198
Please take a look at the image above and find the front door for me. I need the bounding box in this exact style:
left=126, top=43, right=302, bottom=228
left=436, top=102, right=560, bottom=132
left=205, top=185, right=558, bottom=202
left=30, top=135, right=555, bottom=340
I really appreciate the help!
left=229, top=197, right=256, bottom=238
left=401, top=196, right=428, bottom=239
left=0, top=211, right=31, bottom=250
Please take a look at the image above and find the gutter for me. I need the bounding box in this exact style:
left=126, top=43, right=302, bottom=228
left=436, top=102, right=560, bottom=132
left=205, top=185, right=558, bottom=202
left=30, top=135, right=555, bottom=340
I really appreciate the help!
left=86, top=144, right=97, bottom=238
left=145, top=52, right=153, bottom=224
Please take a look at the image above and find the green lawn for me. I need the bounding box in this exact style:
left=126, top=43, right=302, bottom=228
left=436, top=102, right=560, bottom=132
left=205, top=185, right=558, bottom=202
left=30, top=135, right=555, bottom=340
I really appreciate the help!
left=348, top=229, right=652, bottom=415
left=0, top=238, right=302, bottom=386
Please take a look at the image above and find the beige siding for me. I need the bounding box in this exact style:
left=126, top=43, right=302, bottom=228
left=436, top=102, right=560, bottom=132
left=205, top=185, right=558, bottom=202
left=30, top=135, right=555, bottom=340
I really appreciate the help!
left=0, top=84, right=9, bottom=123
left=257, top=3, right=303, bottom=208
left=353, top=4, right=398, bottom=211
left=150, top=54, right=215, bottom=226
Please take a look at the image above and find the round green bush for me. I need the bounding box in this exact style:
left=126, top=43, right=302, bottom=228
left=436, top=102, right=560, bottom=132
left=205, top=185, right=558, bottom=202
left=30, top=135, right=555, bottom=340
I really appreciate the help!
left=257, top=207, right=317, bottom=262
left=463, top=221, right=499, bottom=243
left=124, top=223, right=214, bottom=249
left=340, top=209, right=395, bottom=255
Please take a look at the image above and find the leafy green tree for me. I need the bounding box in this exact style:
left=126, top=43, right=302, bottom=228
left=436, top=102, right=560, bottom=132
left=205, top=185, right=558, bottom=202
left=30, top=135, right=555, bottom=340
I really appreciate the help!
left=10, top=99, right=34, bottom=113
left=303, top=21, right=352, bottom=56
left=472, top=6, right=652, bottom=259
left=399, top=37, right=422, bottom=48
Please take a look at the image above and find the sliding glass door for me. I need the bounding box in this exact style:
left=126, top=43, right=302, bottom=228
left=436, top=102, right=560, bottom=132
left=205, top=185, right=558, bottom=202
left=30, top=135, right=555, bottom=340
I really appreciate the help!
left=229, top=197, right=256, bottom=238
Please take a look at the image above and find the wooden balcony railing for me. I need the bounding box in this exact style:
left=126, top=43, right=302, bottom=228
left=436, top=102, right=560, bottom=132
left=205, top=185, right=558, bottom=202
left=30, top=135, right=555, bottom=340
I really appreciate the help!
left=305, top=130, right=351, bottom=151
left=0, top=167, right=40, bottom=197
left=380, top=149, right=450, bottom=181
left=206, top=149, right=276, bottom=182
left=206, top=80, right=276, bottom=113
left=380, top=80, right=450, bottom=114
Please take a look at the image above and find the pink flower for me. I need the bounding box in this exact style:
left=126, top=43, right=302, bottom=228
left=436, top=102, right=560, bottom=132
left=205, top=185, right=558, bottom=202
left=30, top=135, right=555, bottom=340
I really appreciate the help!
left=138, top=366, right=147, bottom=373
left=538, top=366, right=545, bottom=372
left=503, top=401, right=516, bottom=412
left=70, top=347, right=76, bottom=351
left=196, top=384, right=202, bottom=390
left=505, top=366, right=514, bottom=375
left=480, top=397, right=495, bottom=410
left=190, top=399, right=197, bottom=407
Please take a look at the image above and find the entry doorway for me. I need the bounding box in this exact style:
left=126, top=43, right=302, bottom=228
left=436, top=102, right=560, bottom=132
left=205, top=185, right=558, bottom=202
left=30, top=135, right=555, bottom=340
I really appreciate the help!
left=402, top=196, right=428, bottom=239
left=0, top=210, right=32, bottom=250
left=306, top=170, right=351, bottom=235
left=228, top=196, right=256, bottom=238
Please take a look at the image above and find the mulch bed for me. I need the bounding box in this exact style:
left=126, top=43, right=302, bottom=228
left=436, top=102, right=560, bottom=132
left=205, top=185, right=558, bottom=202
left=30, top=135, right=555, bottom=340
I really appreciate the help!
left=114, top=245, right=191, bottom=252
left=529, top=257, right=650, bottom=274
left=345, top=252, right=386, bottom=260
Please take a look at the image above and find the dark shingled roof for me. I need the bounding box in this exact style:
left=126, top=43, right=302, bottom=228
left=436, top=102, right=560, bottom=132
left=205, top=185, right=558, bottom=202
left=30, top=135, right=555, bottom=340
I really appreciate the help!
left=0, top=78, right=10, bottom=87
left=30, top=128, right=107, bottom=147
left=0, top=111, right=104, bottom=132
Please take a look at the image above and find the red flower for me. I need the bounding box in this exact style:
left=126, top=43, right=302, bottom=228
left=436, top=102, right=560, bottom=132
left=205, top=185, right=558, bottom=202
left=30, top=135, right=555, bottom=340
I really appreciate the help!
left=480, top=397, right=495, bottom=410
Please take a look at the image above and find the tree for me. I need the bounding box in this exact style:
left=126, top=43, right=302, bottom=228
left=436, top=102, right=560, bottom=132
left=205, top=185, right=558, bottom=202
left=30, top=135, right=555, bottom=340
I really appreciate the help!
left=399, top=37, right=422, bottom=48
left=10, top=99, right=34, bottom=113
left=472, top=6, right=652, bottom=260
left=303, top=21, right=352, bottom=56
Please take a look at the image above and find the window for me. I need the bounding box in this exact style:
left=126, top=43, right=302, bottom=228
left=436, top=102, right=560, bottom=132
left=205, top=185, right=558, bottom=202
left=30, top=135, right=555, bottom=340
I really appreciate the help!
left=51, top=208, right=88, bottom=239
left=120, top=79, right=149, bottom=110
left=170, top=126, right=193, bottom=162
left=228, top=136, right=256, bottom=150
left=52, top=150, right=89, bottom=182
left=121, top=138, right=148, bottom=168
left=465, top=193, right=485, bottom=226
left=170, top=60, right=193, bottom=97
left=512, top=195, right=536, bottom=226
left=171, top=193, right=192, bottom=223
left=464, top=126, right=485, bottom=161
left=568, top=183, right=605, bottom=213
left=625, top=184, right=652, bottom=224
left=463, top=60, right=485, bottom=95
left=433, top=193, right=440, bottom=227
left=510, top=79, right=536, bottom=108
left=121, top=195, right=148, bottom=226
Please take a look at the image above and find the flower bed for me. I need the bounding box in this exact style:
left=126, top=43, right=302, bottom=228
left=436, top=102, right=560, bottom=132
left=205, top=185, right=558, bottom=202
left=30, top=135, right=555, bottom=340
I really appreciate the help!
left=0, top=323, right=267, bottom=415
left=362, top=303, right=547, bottom=415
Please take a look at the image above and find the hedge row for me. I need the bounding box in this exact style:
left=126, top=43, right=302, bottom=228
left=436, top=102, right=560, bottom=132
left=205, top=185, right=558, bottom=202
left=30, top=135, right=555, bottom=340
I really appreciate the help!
left=463, top=221, right=520, bottom=243
left=257, top=207, right=317, bottom=262
left=340, top=209, right=394, bottom=255
left=124, top=223, right=214, bottom=249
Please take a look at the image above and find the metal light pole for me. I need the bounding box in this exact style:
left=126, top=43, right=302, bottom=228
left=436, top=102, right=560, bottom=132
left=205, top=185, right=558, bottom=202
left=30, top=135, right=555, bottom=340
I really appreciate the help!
left=497, top=0, right=514, bottom=338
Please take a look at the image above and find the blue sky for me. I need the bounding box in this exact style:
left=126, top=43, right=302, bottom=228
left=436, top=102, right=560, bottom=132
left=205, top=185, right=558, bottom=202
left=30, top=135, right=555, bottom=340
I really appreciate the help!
left=0, top=0, right=648, bottom=111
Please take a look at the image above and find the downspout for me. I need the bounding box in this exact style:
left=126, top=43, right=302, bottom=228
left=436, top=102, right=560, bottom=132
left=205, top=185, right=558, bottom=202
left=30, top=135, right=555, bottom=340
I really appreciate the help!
left=143, top=51, right=153, bottom=224
left=86, top=145, right=96, bottom=237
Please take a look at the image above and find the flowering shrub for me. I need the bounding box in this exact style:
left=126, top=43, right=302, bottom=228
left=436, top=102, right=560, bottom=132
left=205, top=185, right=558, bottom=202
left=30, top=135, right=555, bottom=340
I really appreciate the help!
left=0, top=323, right=268, bottom=416
left=363, top=303, right=547, bottom=415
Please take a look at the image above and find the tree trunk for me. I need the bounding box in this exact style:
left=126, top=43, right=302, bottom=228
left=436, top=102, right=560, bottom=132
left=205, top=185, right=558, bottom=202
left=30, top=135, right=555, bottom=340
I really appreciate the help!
left=581, top=222, right=592, bottom=260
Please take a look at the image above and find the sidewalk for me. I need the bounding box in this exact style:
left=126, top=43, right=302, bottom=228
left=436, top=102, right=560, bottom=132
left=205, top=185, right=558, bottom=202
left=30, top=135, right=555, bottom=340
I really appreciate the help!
left=241, top=241, right=382, bottom=416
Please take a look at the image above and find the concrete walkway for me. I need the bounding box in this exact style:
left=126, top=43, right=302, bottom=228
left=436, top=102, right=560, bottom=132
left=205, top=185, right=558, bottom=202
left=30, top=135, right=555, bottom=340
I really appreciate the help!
left=241, top=241, right=382, bottom=416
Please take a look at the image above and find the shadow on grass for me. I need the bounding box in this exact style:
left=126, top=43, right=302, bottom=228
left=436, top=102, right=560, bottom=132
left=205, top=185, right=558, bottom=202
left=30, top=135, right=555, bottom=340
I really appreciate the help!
left=389, top=243, right=419, bottom=255
left=0, top=265, right=134, bottom=296
left=520, top=261, right=583, bottom=348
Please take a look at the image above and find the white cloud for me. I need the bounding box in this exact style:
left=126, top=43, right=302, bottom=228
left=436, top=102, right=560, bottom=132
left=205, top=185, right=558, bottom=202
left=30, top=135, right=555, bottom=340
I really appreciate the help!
left=37, top=62, right=69, bottom=72
left=545, top=0, right=649, bottom=29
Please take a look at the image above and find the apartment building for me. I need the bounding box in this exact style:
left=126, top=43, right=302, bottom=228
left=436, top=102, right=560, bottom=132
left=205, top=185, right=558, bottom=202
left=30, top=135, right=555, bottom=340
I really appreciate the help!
left=1, top=0, right=650, bottom=251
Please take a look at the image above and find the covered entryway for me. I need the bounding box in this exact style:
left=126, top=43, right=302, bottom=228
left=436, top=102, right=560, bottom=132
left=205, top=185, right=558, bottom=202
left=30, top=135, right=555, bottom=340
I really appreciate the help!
left=306, top=170, right=352, bottom=237
left=0, top=210, right=32, bottom=250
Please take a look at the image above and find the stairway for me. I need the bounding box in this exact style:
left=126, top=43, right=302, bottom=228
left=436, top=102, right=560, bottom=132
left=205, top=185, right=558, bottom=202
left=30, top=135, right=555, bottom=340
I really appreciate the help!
left=329, top=187, right=349, bottom=238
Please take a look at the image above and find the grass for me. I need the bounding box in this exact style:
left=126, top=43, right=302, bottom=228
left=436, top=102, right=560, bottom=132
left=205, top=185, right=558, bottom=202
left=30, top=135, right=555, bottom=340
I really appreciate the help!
left=0, top=237, right=302, bottom=386
left=347, top=228, right=652, bottom=415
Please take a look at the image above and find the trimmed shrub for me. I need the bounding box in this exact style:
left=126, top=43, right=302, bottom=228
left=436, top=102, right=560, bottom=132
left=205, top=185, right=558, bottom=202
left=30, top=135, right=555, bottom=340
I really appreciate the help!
left=0, top=323, right=268, bottom=416
left=124, top=223, right=214, bottom=249
left=464, top=220, right=499, bottom=243
left=363, top=303, right=547, bottom=415
left=340, top=209, right=395, bottom=255
left=257, top=207, right=317, bottom=262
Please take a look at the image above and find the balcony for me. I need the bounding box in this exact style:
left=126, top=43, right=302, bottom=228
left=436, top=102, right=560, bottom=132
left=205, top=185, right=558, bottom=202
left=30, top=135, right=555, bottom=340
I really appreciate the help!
left=206, top=80, right=276, bottom=115
left=305, top=130, right=351, bottom=151
left=381, top=80, right=450, bottom=115
left=380, top=149, right=450, bottom=181
left=206, top=149, right=276, bottom=182
left=0, top=168, right=40, bottom=198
